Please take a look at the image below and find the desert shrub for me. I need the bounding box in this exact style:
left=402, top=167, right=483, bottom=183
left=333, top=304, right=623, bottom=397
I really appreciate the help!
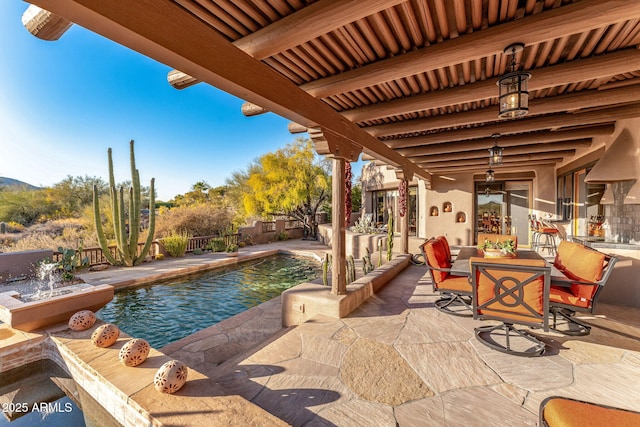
left=155, top=204, right=232, bottom=238
left=160, top=232, right=190, bottom=257
left=275, top=231, right=288, bottom=241
left=206, top=237, right=226, bottom=252
left=155, top=253, right=165, bottom=260
left=6, top=222, right=25, bottom=232
left=0, top=219, right=98, bottom=253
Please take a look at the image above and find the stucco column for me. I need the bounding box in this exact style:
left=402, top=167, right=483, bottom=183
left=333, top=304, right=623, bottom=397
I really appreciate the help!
left=331, top=157, right=347, bottom=295
left=399, top=178, right=409, bottom=254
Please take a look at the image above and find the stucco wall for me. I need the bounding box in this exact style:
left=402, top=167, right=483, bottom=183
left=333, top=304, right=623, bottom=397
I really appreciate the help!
left=423, top=174, right=474, bottom=245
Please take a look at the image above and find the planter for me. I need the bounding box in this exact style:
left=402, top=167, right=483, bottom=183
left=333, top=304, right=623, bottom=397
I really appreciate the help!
left=483, top=249, right=516, bottom=259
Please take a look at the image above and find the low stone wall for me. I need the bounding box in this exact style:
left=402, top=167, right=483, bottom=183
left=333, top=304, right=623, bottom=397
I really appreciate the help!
left=317, top=224, right=426, bottom=259
left=0, top=249, right=53, bottom=281
left=281, top=254, right=411, bottom=326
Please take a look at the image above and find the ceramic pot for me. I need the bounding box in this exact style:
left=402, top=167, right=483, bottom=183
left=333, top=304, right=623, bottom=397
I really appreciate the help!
left=68, top=310, right=97, bottom=331
left=91, top=323, right=120, bottom=348
left=154, top=360, right=188, bottom=394
left=119, top=338, right=151, bottom=367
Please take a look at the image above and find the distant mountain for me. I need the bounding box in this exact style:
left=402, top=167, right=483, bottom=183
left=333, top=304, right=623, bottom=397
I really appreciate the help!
left=0, top=177, right=40, bottom=190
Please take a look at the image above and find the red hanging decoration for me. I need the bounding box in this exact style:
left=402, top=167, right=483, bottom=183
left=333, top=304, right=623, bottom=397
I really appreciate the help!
left=345, top=162, right=352, bottom=228
left=398, top=179, right=407, bottom=217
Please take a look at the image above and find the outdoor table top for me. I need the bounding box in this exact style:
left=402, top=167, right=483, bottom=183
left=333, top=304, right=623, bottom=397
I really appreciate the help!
left=451, top=246, right=568, bottom=283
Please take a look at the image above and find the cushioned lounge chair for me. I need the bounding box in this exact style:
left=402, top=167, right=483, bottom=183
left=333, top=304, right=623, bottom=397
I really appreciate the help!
left=549, top=240, right=618, bottom=336
left=540, top=396, right=640, bottom=427
left=420, top=237, right=472, bottom=317
left=470, top=257, right=551, bottom=357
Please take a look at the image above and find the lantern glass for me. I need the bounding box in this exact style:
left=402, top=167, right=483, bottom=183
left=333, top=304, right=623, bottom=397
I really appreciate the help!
left=486, top=169, right=495, bottom=182
left=498, top=71, right=531, bottom=118
left=489, top=145, right=503, bottom=166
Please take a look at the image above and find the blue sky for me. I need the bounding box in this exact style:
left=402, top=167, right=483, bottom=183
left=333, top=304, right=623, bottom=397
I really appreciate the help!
left=0, top=3, right=360, bottom=201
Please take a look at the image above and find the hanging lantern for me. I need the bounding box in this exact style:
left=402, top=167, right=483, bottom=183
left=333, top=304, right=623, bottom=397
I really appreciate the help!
left=486, top=169, right=495, bottom=183
left=488, top=133, right=503, bottom=166
left=497, top=43, right=531, bottom=119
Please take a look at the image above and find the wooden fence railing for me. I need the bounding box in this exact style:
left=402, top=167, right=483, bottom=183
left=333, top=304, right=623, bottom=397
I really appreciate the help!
left=262, top=221, right=276, bottom=232
left=52, top=234, right=240, bottom=267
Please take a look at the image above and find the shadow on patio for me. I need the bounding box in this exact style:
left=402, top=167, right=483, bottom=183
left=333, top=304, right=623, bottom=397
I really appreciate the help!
left=185, top=262, right=640, bottom=426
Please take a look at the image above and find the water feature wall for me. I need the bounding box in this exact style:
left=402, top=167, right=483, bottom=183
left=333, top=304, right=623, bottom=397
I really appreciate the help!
left=0, top=249, right=114, bottom=332
left=0, top=250, right=52, bottom=282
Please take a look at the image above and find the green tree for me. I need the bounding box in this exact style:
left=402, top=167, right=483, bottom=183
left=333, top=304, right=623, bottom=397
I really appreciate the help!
left=51, top=175, right=108, bottom=217
left=239, top=138, right=330, bottom=225
left=0, top=188, right=53, bottom=225
left=174, top=180, right=211, bottom=206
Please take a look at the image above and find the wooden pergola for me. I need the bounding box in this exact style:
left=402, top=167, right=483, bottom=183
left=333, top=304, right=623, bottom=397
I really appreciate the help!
left=27, top=0, right=640, bottom=295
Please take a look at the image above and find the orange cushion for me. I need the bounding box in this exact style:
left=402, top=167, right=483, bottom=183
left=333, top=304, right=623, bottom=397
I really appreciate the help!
left=425, top=239, right=451, bottom=284
left=554, top=241, right=605, bottom=301
left=472, top=257, right=546, bottom=321
left=543, top=397, right=640, bottom=427
left=435, top=275, right=471, bottom=293
left=550, top=286, right=591, bottom=309
left=436, top=235, right=452, bottom=261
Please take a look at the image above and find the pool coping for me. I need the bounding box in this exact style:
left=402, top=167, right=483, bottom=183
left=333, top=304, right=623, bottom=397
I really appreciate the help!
left=1, top=242, right=410, bottom=425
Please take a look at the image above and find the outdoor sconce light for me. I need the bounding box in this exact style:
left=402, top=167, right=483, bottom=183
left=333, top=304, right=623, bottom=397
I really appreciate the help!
left=486, top=169, right=495, bottom=182
left=497, top=43, right=531, bottom=119
left=488, top=133, right=503, bottom=166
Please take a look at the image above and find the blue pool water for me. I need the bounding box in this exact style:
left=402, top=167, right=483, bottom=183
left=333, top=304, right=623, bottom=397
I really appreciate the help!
left=98, top=254, right=321, bottom=349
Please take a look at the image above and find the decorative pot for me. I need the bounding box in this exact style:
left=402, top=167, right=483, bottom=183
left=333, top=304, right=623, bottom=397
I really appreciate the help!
left=91, top=323, right=120, bottom=347
left=483, top=248, right=516, bottom=258
left=68, top=310, right=97, bottom=331
left=154, top=360, right=188, bottom=394
left=119, top=338, right=151, bottom=367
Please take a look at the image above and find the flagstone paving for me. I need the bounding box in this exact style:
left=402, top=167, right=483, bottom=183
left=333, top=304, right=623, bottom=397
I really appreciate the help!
left=41, top=240, right=640, bottom=425
left=182, top=248, right=640, bottom=426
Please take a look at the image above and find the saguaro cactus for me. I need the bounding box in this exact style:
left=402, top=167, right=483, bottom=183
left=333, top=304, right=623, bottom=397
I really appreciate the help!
left=93, top=140, right=155, bottom=266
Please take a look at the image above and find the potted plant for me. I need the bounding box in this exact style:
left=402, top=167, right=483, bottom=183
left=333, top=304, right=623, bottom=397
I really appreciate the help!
left=478, top=238, right=516, bottom=258
left=226, top=243, right=239, bottom=257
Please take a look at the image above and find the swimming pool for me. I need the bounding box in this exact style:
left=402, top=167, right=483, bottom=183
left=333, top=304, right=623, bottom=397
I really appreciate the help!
left=98, top=254, right=321, bottom=348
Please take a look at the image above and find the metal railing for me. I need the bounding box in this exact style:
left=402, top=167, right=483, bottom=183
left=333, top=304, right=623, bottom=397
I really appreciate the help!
left=262, top=221, right=276, bottom=232
left=51, top=234, right=241, bottom=267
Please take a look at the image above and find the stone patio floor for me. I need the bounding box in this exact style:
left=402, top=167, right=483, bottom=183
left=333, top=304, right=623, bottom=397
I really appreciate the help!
left=5, top=240, right=640, bottom=426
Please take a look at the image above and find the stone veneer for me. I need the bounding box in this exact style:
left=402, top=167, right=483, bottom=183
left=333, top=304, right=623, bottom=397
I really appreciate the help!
left=281, top=254, right=411, bottom=326
left=606, top=180, right=640, bottom=244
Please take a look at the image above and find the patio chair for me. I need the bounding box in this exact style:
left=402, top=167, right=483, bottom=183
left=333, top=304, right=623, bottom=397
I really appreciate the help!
left=540, top=396, right=640, bottom=427
left=470, top=257, right=550, bottom=357
left=549, top=240, right=618, bottom=336
left=420, top=237, right=472, bottom=317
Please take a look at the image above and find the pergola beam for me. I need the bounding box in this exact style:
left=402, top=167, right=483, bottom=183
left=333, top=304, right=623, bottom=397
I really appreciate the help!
left=407, top=140, right=590, bottom=163
left=394, top=126, right=608, bottom=157
left=32, top=0, right=429, bottom=181
left=416, top=151, right=575, bottom=169
left=300, top=0, right=640, bottom=98
left=430, top=161, right=559, bottom=174
left=346, top=50, right=640, bottom=124
left=169, top=0, right=404, bottom=91
left=234, top=0, right=405, bottom=59
left=382, top=102, right=640, bottom=148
